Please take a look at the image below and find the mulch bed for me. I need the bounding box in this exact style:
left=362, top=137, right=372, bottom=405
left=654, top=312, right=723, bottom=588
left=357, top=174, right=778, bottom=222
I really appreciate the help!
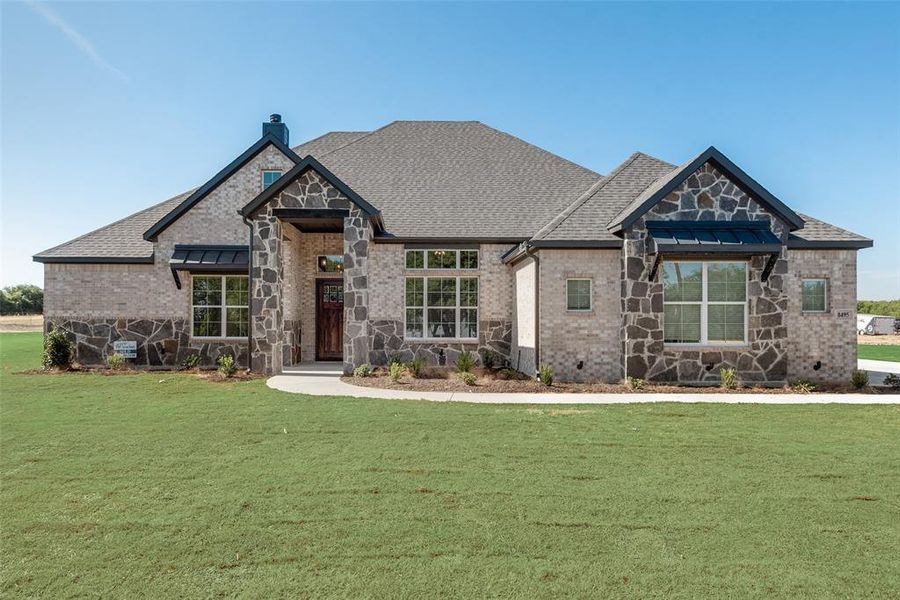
left=343, top=367, right=899, bottom=394
left=17, top=366, right=262, bottom=382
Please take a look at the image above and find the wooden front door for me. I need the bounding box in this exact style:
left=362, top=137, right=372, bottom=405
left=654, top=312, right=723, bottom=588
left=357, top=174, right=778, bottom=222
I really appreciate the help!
left=316, top=279, right=344, bottom=361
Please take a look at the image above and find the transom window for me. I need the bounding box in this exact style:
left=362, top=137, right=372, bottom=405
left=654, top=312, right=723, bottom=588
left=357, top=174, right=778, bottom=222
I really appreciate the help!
left=405, top=249, right=478, bottom=270
left=317, top=255, right=344, bottom=273
left=192, top=275, right=249, bottom=338
left=405, top=276, right=478, bottom=339
left=262, top=170, right=282, bottom=189
left=801, top=279, right=827, bottom=312
left=566, top=279, right=592, bottom=311
left=663, top=261, right=747, bottom=345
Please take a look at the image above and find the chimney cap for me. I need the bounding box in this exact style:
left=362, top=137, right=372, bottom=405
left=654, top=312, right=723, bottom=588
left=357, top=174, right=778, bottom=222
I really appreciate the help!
left=269, top=113, right=282, bottom=123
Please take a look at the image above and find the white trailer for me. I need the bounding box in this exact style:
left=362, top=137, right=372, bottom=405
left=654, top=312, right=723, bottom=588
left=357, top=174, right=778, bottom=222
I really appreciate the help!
left=857, top=314, right=895, bottom=335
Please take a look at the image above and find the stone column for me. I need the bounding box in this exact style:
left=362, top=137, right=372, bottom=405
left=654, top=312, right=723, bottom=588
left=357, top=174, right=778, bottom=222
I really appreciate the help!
left=342, top=213, right=371, bottom=374
left=250, top=214, right=285, bottom=375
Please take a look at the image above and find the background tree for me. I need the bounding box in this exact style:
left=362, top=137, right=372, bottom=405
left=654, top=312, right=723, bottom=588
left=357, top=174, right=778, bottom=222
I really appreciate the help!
left=858, top=300, right=900, bottom=317
left=0, top=284, right=44, bottom=315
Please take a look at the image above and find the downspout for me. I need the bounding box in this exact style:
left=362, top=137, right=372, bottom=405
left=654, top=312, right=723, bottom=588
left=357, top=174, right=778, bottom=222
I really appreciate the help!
left=242, top=214, right=253, bottom=371
left=524, top=243, right=540, bottom=377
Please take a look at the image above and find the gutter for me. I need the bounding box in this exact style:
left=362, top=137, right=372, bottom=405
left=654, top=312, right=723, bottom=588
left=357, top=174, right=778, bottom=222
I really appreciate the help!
left=242, top=214, right=254, bottom=371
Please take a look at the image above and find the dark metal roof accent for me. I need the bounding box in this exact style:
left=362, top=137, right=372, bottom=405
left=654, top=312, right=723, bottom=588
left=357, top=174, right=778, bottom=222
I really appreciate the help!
left=608, top=146, right=805, bottom=233
left=272, top=208, right=350, bottom=220
left=33, top=255, right=155, bottom=264
left=144, top=134, right=302, bottom=241
left=648, top=220, right=782, bottom=254
left=373, top=236, right=525, bottom=245
left=530, top=240, right=623, bottom=249
left=169, top=244, right=249, bottom=271
left=786, top=238, right=874, bottom=249
left=240, top=155, right=382, bottom=227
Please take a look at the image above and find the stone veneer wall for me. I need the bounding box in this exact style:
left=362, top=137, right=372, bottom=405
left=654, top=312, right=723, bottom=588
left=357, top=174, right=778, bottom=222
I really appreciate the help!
left=45, top=317, right=247, bottom=368
left=249, top=169, right=370, bottom=374
left=538, top=249, right=622, bottom=382
left=621, top=162, right=790, bottom=383
left=785, top=249, right=858, bottom=383
left=365, top=243, right=513, bottom=366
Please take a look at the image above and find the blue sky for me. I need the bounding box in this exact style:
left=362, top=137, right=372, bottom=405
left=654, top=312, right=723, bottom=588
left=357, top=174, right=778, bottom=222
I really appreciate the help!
left=2, top=1, right=898, bottom=298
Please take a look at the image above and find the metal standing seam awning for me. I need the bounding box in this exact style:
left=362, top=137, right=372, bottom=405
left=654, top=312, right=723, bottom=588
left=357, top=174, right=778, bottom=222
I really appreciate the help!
left=646, top=221, right=783, bottom=280
left=169, top=245, right=249, bottom=289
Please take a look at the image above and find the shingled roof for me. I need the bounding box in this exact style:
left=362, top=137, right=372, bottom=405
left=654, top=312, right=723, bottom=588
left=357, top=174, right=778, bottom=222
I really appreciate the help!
left=34, top=121, right=871, bottom=263
left=310, top=121, right=601, bottom=240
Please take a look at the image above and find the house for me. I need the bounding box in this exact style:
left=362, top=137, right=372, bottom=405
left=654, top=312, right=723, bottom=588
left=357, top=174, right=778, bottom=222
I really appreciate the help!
left=34, top=116, right=873, bottom=384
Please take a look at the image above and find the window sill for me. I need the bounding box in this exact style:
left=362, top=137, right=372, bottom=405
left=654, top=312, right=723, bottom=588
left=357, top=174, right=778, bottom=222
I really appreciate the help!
left=191, top=336, right=248, bottom=342
left=405, top=338, right=479, bottom=344
left=800, top=311, right=829, bottom=315
left=665, top=343, right=751, bottom=351
left=566, top=309, right=594, bottom=315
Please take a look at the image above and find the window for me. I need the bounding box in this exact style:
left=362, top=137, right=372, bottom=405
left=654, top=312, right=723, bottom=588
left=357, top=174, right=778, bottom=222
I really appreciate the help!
left=262, top=170, right=281, bottom=189
left=566, top=279, right=592, bottom=311
left=317, top=255, right=344, bottom=273
left=405, top=249, right=478, bottom=270
left=801, top=279, right=827, bottom=312
left=405, top=276, right=478, bottom=339
left=192, top=275, right=249, bottom=338
left=663, top=261, right=747, bottom=344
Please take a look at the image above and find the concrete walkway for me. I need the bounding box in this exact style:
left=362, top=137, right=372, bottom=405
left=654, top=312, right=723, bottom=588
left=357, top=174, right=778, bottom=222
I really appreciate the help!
left=267, top=361, right=899, bottom=404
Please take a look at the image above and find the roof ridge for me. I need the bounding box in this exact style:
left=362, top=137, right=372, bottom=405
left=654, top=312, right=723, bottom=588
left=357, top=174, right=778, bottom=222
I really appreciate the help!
left=315, top=121, right=403, bottom=158
left=290, top=130, right=369, bottom=154
left=474, top=122, right=602, bottom=179
left=34, top=189, right=194, bottom=257
left=531, top=152, right=644, bottom=241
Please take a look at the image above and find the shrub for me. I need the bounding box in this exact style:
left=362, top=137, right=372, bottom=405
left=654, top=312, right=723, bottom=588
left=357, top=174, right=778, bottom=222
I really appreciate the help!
left=388, top=353, right=403, bottom=367
left=538, top=364, right=553, bottom=387
left=389, top=362, right=404, bottom=382
left=353, top=363, right=372, bottom=378
left=456, top=350, right=476, bottom=373
left=479, top=349, right=495, bottom=370
left=406, top=357, right=425, bottom=378
left=181, top=353, right=201, bottom=369
left=851, top=369, right=869, bottom=389
left=719, top=367, right=738, bottom=390
left=883, top=373, right=900, bottom=389
left=42, top=327, right=73, bottom=370
left=106, top=353, right=127, bottom=370
left=217, top=355, right=237, bottom=378
left=625, top=376, right=644, bottom=391
left=790, top=379, right=816, bottom=394
left=460, top=371, right=477, bottom=386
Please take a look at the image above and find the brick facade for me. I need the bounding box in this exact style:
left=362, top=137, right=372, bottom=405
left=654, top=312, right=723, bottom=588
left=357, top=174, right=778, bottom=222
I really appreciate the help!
left=785, top=249, right=858, bottom=382
left=538, top=249, right=622, bottom=382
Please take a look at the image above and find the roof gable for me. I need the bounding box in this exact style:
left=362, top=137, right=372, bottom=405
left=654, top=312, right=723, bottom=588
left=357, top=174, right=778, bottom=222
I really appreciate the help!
left=143, top=133, right=302, bottom=241
left=529, top=152, right=675, bottom=244
left=606, top=146, right=804, bottom=233
left=241, top=155, right=381, bottom=222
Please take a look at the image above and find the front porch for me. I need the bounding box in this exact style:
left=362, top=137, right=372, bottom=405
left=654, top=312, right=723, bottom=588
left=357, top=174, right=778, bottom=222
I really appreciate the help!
left=245, top=163, right=379, bottom=375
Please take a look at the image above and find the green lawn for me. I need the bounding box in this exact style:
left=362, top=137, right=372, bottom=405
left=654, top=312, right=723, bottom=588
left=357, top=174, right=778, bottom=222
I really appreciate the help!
left=1, top=333, right=898, bottom=598
left=858, top=344, right=900, bottom=363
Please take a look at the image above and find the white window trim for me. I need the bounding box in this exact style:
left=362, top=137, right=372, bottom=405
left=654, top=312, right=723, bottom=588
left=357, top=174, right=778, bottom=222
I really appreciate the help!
left=191, top=274, right=249, bottom=340
left=404, top=276, right=479, bottom=342
left=405, top=249, right=479, bottom=271
left=566, top=278, right=593, bottom=312
left=664, top=261, right=749, bottom=347
left=800, top=278, right=828, bottom=314
left=261, top=170, right=282, bottom=190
